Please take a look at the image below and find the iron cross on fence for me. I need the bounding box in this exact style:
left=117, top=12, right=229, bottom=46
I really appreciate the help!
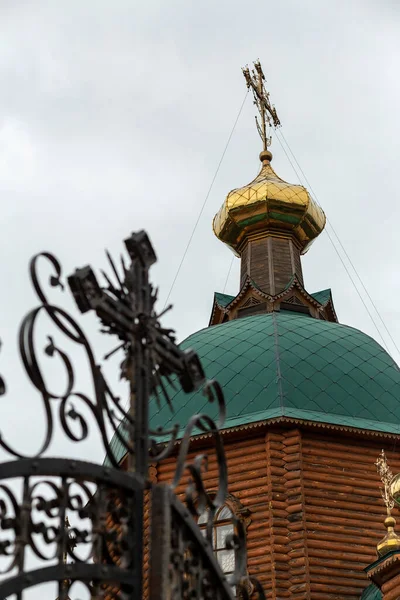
left=0, top=228, right=264, bottom=599
left=68, top=230, right=206, bottom=479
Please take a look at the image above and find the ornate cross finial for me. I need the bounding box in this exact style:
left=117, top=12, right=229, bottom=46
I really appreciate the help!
left=376, top=449, right=394, bottom=516
left=242, top=60, right=281, bottom=152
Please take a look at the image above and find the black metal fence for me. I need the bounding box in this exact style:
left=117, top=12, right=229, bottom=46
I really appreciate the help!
left=0, top=231, right=265, bottom=599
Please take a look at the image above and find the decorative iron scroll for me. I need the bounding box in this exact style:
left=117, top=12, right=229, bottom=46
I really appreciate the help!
left=150, top=486, right=264, bottom=600
left=0, top=458, right=142, bottom=599
left=0, top=232, right=209, bottom=471
left=0, top=230, right=265, bottom=598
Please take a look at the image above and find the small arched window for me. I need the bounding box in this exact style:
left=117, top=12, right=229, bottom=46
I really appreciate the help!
left=198, top=505, right=235, bottom=577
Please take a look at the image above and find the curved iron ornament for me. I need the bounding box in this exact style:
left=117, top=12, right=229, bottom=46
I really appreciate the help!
left=0, top=230, right=265, bottom=599
left=0, top=458, right=142, bottom=599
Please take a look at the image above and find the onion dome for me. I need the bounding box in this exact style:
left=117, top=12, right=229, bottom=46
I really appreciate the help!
left=376, top=515, right=400, bottom=557
left=213, top=150, right=326, bottom=256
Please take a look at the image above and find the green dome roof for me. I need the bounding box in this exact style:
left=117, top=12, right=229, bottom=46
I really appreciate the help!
left=360, top=584, right=382, bottom=599
left=109, top=311, right=400, bottom=464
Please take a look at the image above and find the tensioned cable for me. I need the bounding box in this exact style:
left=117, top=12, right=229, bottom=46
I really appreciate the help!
left=163, top=90, right=249, bottom=309
left=274, top=129, right=391, bottom=353
left=277, top=129, right=400, bottom=357
left=223, top=257, right=235, bottom=294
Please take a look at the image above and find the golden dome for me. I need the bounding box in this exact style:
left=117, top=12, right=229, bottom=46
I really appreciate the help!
left=377, top=515, right=400, bottom=557
left=213, top=151, right=326, bottom=256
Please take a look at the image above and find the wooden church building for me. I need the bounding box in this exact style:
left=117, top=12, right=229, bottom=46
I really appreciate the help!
left=109, top=63, right=400, bottom=599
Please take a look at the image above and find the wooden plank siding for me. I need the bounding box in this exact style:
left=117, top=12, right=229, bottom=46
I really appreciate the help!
left=271, top=238, right=294, bottom=294
left=238, top=234, right=304, bottom=295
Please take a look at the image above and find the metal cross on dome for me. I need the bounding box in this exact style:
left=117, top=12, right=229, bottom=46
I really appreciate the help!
left=242, top=60, right=281, bottom=152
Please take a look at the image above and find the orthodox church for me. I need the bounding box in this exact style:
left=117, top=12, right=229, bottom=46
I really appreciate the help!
left=109, top=62, right=400, bottom=599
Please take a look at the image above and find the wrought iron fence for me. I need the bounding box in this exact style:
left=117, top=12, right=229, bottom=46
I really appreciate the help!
left=0, top=230, right=265, bottom=599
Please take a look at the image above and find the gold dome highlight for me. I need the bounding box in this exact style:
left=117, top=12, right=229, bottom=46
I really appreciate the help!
left=213, top=152, right=326, bottom=257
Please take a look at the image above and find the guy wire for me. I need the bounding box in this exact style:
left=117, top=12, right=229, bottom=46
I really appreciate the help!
left=163, top=90, right=249, bottom=309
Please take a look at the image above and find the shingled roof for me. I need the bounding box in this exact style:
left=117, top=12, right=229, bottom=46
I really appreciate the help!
left=108, top=310, right=400, bottom=464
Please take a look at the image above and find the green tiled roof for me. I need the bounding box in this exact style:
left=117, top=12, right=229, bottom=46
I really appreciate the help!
left=215, top=292, right=235, bottom=307
left=108, top=311, right=400, bottom=464
left=360, top=584, right=382, bottom=599
left=311, top=288, right=332, bottom=305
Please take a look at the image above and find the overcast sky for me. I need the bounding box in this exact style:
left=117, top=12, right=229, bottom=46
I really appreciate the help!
left=0, top=1, right=399, bottom=596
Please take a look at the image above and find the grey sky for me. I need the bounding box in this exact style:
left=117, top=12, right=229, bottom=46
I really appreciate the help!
left=0, top=1, right=399, bottom=596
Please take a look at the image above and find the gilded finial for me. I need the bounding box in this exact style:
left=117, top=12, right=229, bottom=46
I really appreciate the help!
left=242, top=60, right=281, bottom=161
left=375, top=450, right=400, bottom=557
left=376, top=449, right=394, bottom=516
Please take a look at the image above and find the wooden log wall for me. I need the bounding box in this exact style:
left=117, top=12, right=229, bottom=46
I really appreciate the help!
left=155, top=426, right=400, bottom=599
left=283, top=429, right=311, bottom=599
left=381, top=570, right=400, bottom=599
left=301, top=431, right=400, bottom=599
left=108, top=425, right=400, bottom=599
left=157, top=436, right=271, bottom=594
left=265, top=430, right=289, bottom=598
